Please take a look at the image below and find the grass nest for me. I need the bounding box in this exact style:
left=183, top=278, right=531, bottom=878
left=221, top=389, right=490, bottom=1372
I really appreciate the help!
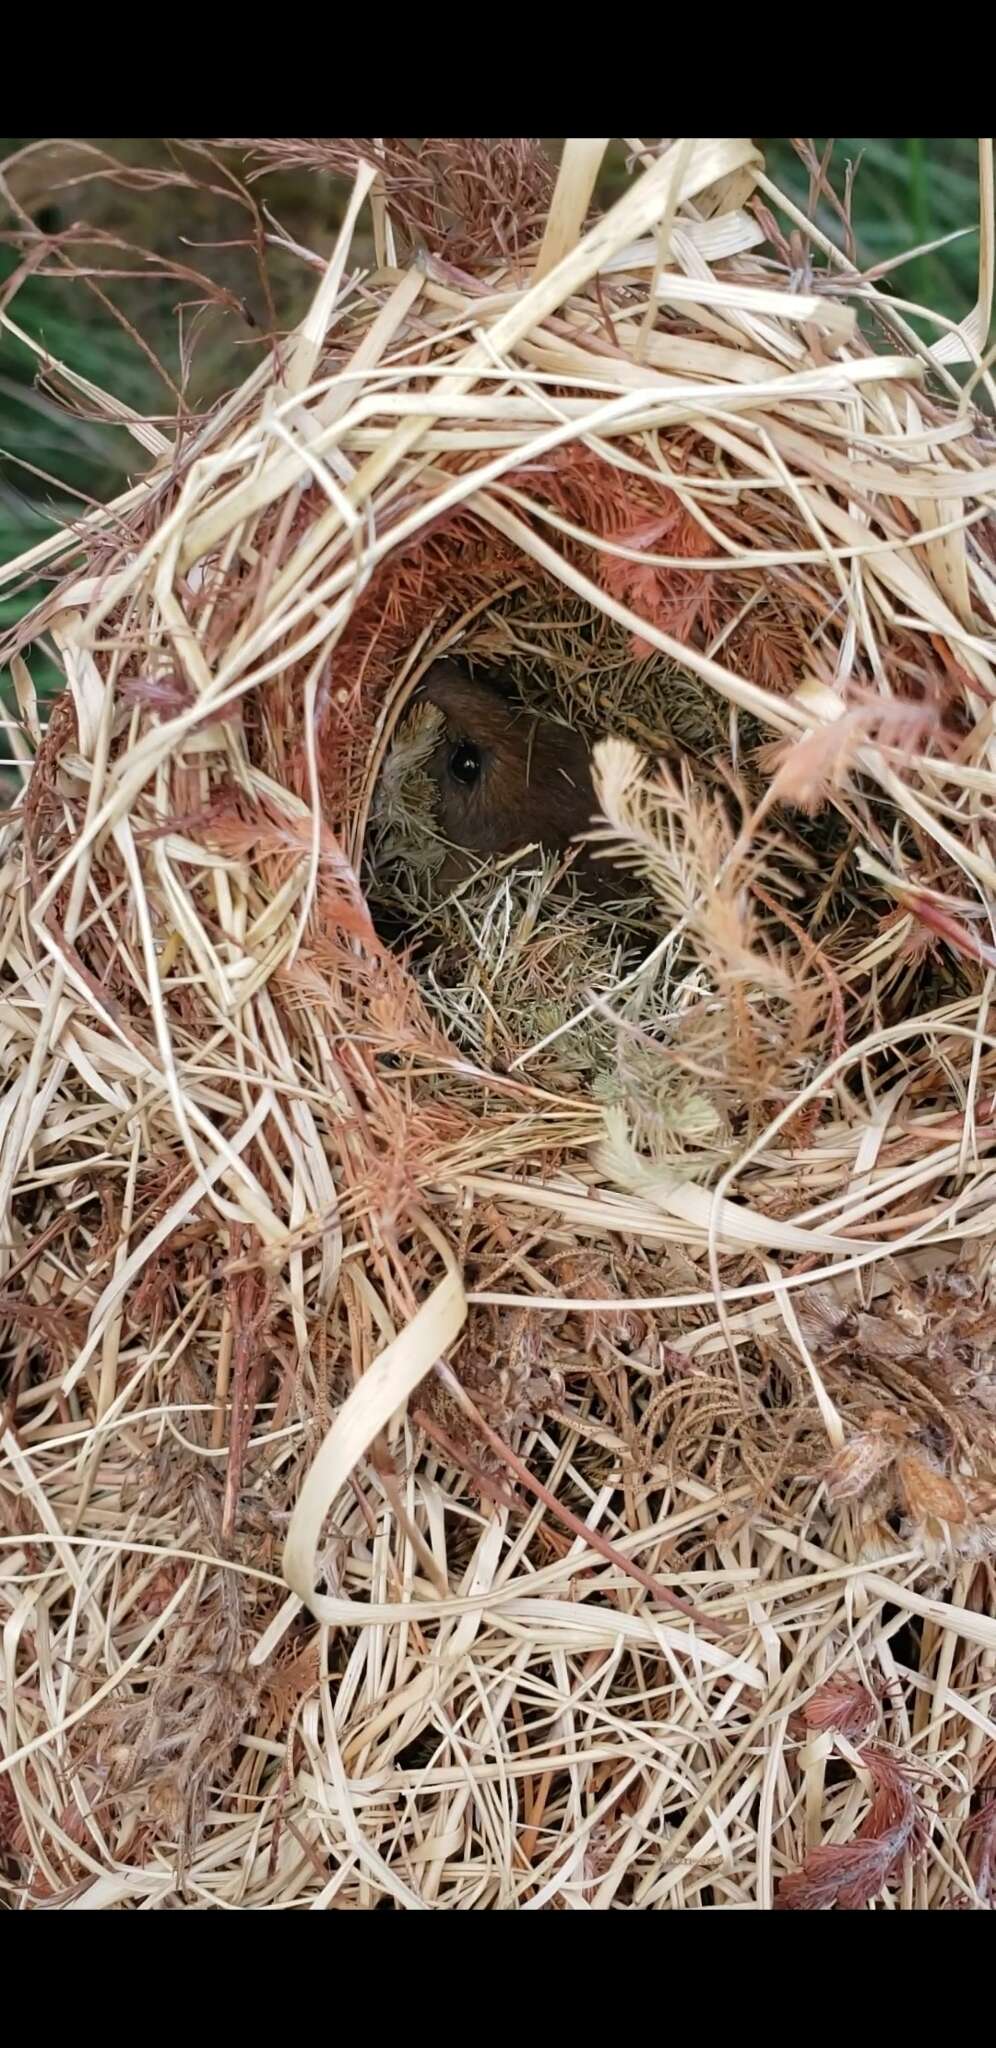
left=1, top=136, right=996, bottom=1910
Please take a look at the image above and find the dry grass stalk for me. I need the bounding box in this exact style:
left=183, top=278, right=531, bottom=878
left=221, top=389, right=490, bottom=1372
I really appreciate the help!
left=1, top=136, right=995, bottom=1909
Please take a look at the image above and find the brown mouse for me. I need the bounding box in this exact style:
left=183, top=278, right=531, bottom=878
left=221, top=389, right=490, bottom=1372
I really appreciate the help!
left=420, top=661, right=610, bottom=892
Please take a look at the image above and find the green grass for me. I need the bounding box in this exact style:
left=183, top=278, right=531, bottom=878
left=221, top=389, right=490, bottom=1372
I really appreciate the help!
left=761, top=137, right=983, bottom=322
left=0, top=247, right=146, bottom=700
left=0, top=258, right=138, bottom=700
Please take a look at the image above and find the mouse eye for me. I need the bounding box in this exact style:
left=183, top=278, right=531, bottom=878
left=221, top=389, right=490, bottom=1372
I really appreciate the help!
left=448, top=740, right=482, bottom=788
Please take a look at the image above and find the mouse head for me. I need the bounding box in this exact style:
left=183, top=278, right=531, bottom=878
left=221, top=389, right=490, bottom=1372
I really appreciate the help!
left=419, top=660, right=595, bottom=866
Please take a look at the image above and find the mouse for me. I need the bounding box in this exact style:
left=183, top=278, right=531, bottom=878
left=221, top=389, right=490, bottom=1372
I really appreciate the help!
left=419, top=660, right=620, bottom=896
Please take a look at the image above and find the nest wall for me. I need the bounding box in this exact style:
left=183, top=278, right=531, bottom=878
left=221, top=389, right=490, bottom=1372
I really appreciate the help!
left=0, top=137, right=995, bottom=1908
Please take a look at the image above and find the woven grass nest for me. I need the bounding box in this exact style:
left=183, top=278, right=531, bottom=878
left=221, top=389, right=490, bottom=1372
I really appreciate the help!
left=2, top=136, right=996, bottom=1909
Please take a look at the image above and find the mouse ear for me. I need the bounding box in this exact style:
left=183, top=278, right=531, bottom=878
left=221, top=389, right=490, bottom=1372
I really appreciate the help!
left=470, top=664, right=517, bottom=702
left=414, top=659, right=468, bottom=727
left=417, top=663, right=516, bottom=743
left=419, top=657, right=468, bottom=692
left=419, top=657, right=518, bottom=704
